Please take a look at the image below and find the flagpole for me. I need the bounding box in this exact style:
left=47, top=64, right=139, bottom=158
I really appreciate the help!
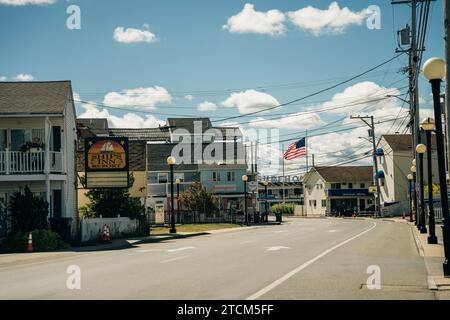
left=306, top=129, right=309, bottom=175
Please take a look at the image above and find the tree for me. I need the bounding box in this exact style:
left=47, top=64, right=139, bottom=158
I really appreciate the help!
left=179, top=182, right=218, bottom=221
left=8, top=186, right=49, bottom=234
left=79, top=174, right=144, bottom=219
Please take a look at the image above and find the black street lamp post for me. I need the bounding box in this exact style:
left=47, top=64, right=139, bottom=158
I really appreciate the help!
left=416, top=143, right=428, bottom=234
left=407, top=173, right=414, bottom=222
left=242, top=175, right=248, bottom=226
left=167, top=156, right=177, bottom=234
left=423, top=57, right=450, bottom=275
left=422, top=118, right=438, bottom=244
left=176, top=178, right=181, bottom=225
left=411, top=164, right=418, bottom=227
left=263, top=180, right=269, bottom=223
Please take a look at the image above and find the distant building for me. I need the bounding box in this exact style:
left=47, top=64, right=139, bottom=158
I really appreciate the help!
left=257, top=178, right=304, bottom=208
left=0, top=81, right=78, bottom=238
left=377, top=134, right=439, bottom=214
left=303, top=166, right=374, bottom=216
left=146, top=118, right=246, bottom=220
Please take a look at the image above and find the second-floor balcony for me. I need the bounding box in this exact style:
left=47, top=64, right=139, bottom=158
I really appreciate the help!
left=0, top=150, right=63, bottom=175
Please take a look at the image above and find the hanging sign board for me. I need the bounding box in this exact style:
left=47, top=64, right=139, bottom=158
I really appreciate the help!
left=368, top=186, right=378, bottom=193
left=84, top=137, right=130, bottom=189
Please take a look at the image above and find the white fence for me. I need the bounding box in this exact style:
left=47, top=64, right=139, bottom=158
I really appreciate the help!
left=80, top=216, right=139, bottom=243
left=0, top=151, right=63, bottom=174
left=434, top=207, right=444, bottom=223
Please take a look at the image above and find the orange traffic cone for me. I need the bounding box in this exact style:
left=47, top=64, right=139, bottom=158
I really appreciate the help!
left=27, top=232, right=33, bottom=252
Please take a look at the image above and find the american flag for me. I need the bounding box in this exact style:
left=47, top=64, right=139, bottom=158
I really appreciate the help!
left=284, top=138, right=307, bottom=160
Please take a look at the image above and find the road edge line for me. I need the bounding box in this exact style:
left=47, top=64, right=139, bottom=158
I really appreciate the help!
left=246, top=222, right=377, bottom=300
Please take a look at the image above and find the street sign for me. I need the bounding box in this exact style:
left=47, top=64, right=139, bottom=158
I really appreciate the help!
left=248, top=181, right=257, bottom=192
left=424, top=183, right=439, bottom=194
left=369, top=186, right=377, bottom=193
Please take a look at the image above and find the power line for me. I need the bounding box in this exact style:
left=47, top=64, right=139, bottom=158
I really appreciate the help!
left=212, top=53, right=406, bottom=124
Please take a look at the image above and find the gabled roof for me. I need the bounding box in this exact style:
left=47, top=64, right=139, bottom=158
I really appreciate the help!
left=107, top=128, right=170, bottom=141
left=77, top=118, right=109, bottom=130
left=0, top=81, right=72, bottom=115
left=167, top=117, right=212, bottom=132
left=311, top=166, right=373, bottom=183
left=381, top=134, right=437, bottom=152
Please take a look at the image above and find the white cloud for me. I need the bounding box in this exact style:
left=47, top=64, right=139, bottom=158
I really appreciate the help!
left=103, top=86, right=172, bottom=109
left=322, top=81, right=402, bottom=119
left=78, top=101, right=164, bottom=129
left=287, top=2, right=369, bottom=36
left=223, top=3, right=286, bottom=36
left=197, top=101, right=217, bottom=112
left=0, top=0, right=55, bottom=5
left=113, top=26, right=157, bottom=44
left=14, top=73, right=34, bottom=81
left=184, top=95, right=195, bottom=101
left=0, top=76, right=6, bottom=81
left=249, top=112, right=325, bottom=130
left=222, top=89, right=280, bottom=114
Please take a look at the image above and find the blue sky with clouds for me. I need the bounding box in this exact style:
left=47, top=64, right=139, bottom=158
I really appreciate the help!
left=0, top=0, right=445, bottom=172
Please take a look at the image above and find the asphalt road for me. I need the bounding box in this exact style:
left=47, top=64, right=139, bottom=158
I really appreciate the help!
left=0, top=218, right=439, bottom=300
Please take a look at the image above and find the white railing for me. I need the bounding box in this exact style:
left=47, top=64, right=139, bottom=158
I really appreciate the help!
left=0, top=151, right=63, bottom=174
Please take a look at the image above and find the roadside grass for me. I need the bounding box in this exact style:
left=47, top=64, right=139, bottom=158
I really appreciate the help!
left=150, top=223, right=243, bottom=234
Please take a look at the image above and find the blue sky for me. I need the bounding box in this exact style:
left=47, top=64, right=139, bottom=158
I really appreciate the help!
left=0, top=0, right=445, bottom=173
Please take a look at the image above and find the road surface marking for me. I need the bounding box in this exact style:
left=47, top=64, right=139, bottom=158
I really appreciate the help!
left=274, top=231, right=288, bottom=233
left=160, top=255, right=190, bottom=264
left=247, top=222, right=377, bottom=300
left=266, top=246, right=291, bottom=251
left=167, top=247, right=196, bottom=253
left=328, top=230, right=339, bottom=233
left=240, top=240, right=256, bottom=244
left=135, top=249, right=163, bottom=253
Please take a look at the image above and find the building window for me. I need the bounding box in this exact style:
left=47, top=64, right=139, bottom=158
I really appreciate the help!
left=322, top=200, right=326, bottom=207
left=212, top=172, right=221, bottom=182
left=158, top=173, right=168, bottom=183
left=368, top=199, right=373, bottom=205
left=174, top=173, right=184, bottom=182
left=331, top=183, right=341, bottom=189
left=348, top=183, right=353, bottom=189
left=360, top=183, right=365, bottom=188
left=227, top=171, right=235, bottom=182
left=294, top=188, right=301, bottom=196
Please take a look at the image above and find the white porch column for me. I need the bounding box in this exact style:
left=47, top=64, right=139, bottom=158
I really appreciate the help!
left=45, top=117, right=51, bottom=215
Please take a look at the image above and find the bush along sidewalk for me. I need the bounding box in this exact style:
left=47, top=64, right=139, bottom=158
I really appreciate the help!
left=0, top=229, right=69, bottom=253
left=0, top=186, right=69, bottom=253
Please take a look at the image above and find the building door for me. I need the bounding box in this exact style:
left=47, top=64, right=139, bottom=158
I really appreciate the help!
left=155, top=202, right=165, bottom=225
left=359, top=199, right=366, bottom=212
left=52, top=190, right=62, bottom=218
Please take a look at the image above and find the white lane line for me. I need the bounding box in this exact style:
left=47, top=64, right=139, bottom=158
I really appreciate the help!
left=274, top=231, right=288, bottom=233
left=160, top=255, right=190, bottom=264
left=135, top=249, right=163, bottom=253
left=247, top=222, right=377, bottom=300
left=240, top=240, right=256, bottom=244
left=167, top=246, right=196, bottom=253
left=266, top=246, right=291, bottom=252
left=328, top=229, right=339, bottom=233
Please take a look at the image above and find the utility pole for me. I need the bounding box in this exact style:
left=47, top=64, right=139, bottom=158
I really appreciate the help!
left=351, top=115, right=382, bottom=218
left=445, top=0, right=450, bottom=175
left=392, top=0, right=425, bottom=226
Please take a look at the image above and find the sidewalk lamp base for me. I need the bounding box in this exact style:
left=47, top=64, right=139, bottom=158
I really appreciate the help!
left=427, top=236, right=438, bottom=244
left=420, top=227, right=428, bottom=234
left=170, top=228, right=176, bottom=234
left=444, top=260, right=450, bottom=277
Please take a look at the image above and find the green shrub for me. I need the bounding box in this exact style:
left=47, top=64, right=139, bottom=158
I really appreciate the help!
left=0, top=229, right=69, bottom=253
left=271, top=203, right=295, bottom=215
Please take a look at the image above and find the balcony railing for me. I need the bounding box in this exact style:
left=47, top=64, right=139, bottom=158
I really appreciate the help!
left=0, top=151, right=63, bottom=175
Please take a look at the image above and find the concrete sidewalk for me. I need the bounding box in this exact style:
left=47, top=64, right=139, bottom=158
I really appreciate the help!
left=408, top=221, right=450, bottom=290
